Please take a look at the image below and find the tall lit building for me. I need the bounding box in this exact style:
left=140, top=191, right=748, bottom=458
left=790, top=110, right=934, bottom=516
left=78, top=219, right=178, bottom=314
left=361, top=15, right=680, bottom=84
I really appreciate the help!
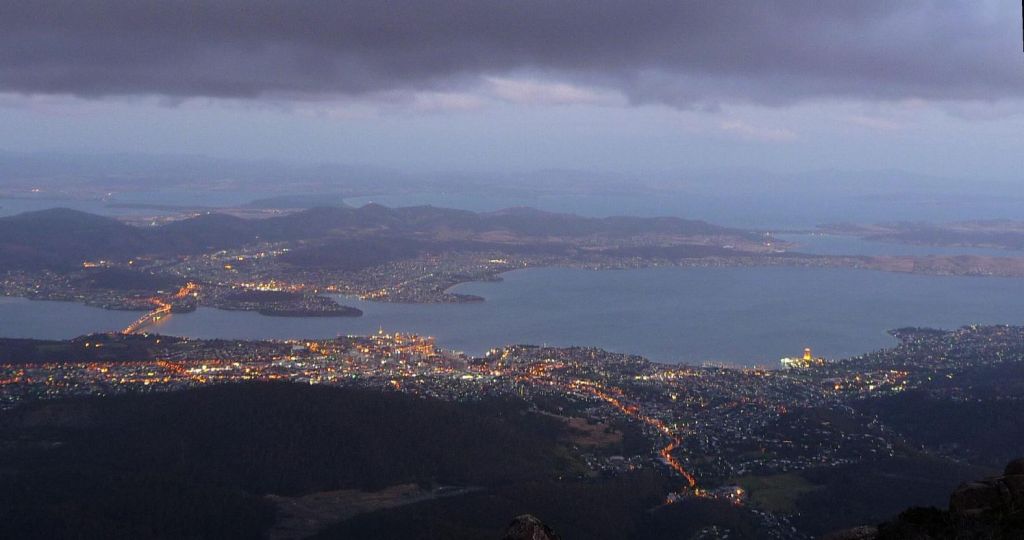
left=781, top=347, right=825, bottom=369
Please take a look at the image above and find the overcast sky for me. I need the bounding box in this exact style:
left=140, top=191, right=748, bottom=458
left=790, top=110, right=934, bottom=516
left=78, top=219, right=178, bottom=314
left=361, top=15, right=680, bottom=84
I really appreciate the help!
left=0, top=1, right=1022, bottom=180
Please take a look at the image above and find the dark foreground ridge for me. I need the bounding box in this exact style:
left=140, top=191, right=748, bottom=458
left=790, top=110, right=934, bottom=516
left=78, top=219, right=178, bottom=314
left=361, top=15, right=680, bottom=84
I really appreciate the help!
left=0, top=383, right=575, bottom=539
left=827, top=458, right=1024, bottom=540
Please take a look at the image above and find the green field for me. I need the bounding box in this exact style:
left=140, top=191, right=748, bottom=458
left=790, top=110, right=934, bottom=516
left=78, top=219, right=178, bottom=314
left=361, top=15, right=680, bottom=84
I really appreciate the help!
left=731, top=473, right=823, bottom=513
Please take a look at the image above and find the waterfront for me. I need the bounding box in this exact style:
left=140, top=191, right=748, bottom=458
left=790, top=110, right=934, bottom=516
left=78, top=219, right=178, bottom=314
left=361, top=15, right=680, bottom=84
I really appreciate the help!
left=4, top=266, right=1024, bottom=365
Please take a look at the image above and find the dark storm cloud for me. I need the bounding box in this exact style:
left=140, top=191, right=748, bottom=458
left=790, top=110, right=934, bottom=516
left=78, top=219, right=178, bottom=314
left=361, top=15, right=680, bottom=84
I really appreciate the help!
left=0, top=1, right=1019, bottom=106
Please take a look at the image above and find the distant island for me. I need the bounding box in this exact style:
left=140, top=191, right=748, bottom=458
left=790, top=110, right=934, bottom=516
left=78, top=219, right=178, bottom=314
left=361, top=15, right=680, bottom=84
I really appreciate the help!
left=821, top=220, right=1024, bottom=252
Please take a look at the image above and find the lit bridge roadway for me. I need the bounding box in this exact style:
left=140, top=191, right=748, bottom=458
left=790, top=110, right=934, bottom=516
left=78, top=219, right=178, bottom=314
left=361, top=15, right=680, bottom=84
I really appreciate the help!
left=121, top=283, right=198, bottom=334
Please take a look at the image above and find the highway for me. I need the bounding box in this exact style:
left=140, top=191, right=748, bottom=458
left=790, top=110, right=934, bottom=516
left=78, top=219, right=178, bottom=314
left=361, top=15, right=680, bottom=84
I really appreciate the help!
left=514, top=363, right=700, bottom=492
left=571, top=379, right=699, bottom=490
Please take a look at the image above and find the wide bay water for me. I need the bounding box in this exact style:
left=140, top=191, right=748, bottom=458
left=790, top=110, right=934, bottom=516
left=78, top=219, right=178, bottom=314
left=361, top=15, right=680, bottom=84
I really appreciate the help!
left=3, top=266, right=1024, bottom=366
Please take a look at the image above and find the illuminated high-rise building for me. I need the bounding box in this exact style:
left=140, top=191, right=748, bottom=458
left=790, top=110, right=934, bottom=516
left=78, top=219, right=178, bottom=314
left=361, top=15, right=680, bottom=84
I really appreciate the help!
left=781, top=347, right=824, bottom=369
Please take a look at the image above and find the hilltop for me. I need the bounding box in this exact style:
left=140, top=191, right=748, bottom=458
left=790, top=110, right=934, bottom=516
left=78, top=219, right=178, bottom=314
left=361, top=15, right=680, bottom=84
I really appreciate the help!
left=0, top=204, right=759, bottom=271
left=0, top=383, right=576, bottom=539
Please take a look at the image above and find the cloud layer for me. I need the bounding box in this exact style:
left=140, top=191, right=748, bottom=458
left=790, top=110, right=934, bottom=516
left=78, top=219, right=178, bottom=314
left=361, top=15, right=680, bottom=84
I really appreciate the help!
left=1, top=1, right=1020, bottom=107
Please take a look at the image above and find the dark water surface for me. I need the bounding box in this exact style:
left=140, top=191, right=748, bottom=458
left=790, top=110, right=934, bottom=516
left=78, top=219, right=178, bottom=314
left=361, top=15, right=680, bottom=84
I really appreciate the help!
left=4, top=266, right=1024, bottom=366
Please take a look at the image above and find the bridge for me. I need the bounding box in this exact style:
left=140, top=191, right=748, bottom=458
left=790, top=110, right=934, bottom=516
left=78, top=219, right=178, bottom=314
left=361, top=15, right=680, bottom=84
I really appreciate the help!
left=121, top=282, right=198, bottom=334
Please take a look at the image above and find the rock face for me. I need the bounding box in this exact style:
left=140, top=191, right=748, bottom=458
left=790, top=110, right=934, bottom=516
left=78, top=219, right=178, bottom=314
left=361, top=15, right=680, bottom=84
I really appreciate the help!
left=1005, top=459, right=1024, bottom=477
left=949, top=458, right=1024, bottom=517
left=827, top=458, right=1024, bottom=540
left=502, top=514, right=560, bottom=540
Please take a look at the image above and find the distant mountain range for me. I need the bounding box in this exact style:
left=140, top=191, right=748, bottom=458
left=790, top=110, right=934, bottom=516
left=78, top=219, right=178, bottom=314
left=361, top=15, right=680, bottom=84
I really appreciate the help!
left=0, top=205, right=754, bottom=271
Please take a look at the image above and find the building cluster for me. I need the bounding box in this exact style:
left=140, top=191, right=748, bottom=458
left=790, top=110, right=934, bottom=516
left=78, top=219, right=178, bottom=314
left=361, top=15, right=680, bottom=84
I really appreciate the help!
left=780, top=347, right=826, bottom=369
left=1, top=324, right=1021, bottom=517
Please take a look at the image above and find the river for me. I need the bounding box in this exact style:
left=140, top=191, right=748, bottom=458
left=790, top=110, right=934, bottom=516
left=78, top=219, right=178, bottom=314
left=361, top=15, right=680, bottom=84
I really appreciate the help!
left=4, top=266, right=1024, bottom=366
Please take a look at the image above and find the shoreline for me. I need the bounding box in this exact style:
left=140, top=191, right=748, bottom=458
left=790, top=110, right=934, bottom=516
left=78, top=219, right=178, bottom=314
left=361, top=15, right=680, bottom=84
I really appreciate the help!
left=11, top=252, right=1024, bottom=315
left=423, top=254, right=1024, bottom=306
left=0, top=293, right=986, bottom=370
left=3, top=264, right=1021, bottom=366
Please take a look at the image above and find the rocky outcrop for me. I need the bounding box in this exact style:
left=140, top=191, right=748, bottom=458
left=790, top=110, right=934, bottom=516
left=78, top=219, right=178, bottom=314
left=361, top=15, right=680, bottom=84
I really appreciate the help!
left=948, top=458, right=1024, bottom=517
left=827, top=458, right=1024, bottom=540
left=502, top=514, right=560, bottom=540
